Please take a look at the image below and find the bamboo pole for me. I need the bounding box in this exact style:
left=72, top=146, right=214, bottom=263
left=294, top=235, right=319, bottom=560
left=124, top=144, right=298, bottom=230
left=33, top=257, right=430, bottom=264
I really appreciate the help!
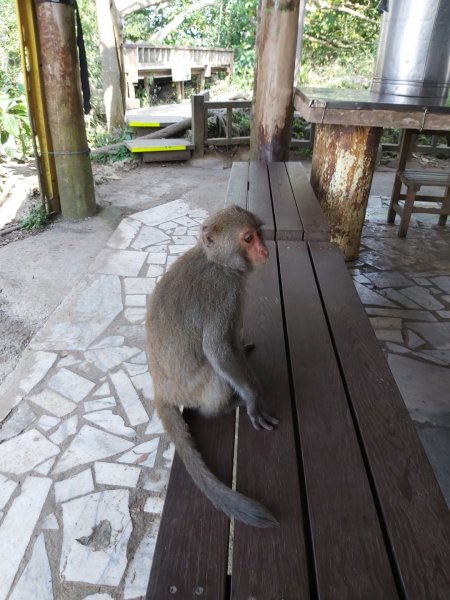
left=35, top=0, right=96, bottom=219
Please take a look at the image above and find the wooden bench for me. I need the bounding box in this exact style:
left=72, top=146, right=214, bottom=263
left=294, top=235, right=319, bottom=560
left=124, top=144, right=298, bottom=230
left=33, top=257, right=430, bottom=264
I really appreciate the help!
left=225, top=161, right=331, bottom=241
left=146, top=235, right=450, bottom=598
left=388, top=169, right=450, bottom=237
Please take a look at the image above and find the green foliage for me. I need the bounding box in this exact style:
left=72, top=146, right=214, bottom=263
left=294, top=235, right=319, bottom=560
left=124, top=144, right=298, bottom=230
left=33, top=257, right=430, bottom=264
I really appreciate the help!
left=0, top=85, right=32, bottom=159
left=21, top=204, right=49, bottom=230
left=0, top=0, right=22, bottom=89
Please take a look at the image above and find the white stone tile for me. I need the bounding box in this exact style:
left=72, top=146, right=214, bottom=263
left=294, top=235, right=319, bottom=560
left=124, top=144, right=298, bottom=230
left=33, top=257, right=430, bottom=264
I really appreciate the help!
left=172, top=235, right=197, bottom=245
left=146, top=264, right=164, bottom=277
left=166, top=256, right=179, bottom=268
left=31, top=275, right=123, bottom=352
left=365, top=272, right=412, bottom=288
left=142, top=469, right=169, bottom=493
left=118, top=438, right=159, bottom=469
left=0, top=476, right=52, bottom=600
left=147, top=252, right=167, bottom=265
left=8, top=533, right=53, bottom=600
left=0, top=430, right=59, bottom=475
left=124, top=362, right=148, bottom=377
left=369, top=317, right=402, bottom=330
left=0, top=511, right=3, bottom=523
left=58, top=354, right=82, bottom=368
left=55, top=469, right=94, bottom=503
left=50, top=415, right=78, bottom=445
left=125, top=294, right=147, bottom=307
left=60, top=489, right=132, bottom=585
left=18, top=351, right=58, bottom=395
left=385, top=343, right=410, bottom=355
left=159, top=221, right=178, bottom=230
left=109, top=370, right=149, bottom=426
left=374, top=329, right=404, bottom=343
left=188, top=208, right=208, bottom=219
left=407, top=322, right=450, bottom=349
left=96, top=248, right=147, bottom=277
left=0, top=402, right=36, bottom=443
left=83, top=595, right=114, bottom=600
left=48, top=368, right=95, bottom=403
left=365, top=307, right=437, bottom=322
left=90, top=336, right=125, bottom=349
left=131, top=226, right=170, bottom=250
left=34, top=457, right=56, bottom=476
left=94, top=462, right=140, bottom=487
left=431, top=276, right=450, bottom=294
left=123, top=521, right=159, bottom=600
left=85, top=346, right=141, bottom=372
left=188, top=227, right=200, bottom=236
left=130, top=199, right=189, bottom=227
left=28, top=389, right=77, bottom=417
left=0, top=475, right=17, bottom=510
left=382, top=288, right=421, bottom=309
left=131, top=371, right=154, bottom=400
left=173, top=226, right=187, bottom=235
left=437, top=310, right=450, bottom=319
left=107, top=217, right=140, bottom=250
left=53, top=425, right=134, bottom=475
left=399, top=286, right=445, bottom=310
left=84, top=397, right=116, bottom=413
left=42, top=513, right=59, bottom=530
left=169, top=244, right=195, bottom=255
left=145, top=410, right=164, bottom=436
left=405, top=330, right=426, bottom=349
left=84, top=410, right=136, bottom=439
left=124, top=308, right=146, bottom=323
left=38, top=415, right=61, bottom=432
left=143, top=496, right=164, bottom=514
left=174, top=215, right=199, bottom=227
left=124, top=277, right=156, bottom=295
left=93, top=382, right=111, bottom=396
left=130, top=351, right=148, bottom=365
left=353, top=283, right=397, bottom=308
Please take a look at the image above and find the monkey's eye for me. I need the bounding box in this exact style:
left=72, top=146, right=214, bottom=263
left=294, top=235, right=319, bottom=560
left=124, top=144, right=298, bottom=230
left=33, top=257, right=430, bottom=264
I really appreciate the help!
left=243, top=233, right=254, bottom=244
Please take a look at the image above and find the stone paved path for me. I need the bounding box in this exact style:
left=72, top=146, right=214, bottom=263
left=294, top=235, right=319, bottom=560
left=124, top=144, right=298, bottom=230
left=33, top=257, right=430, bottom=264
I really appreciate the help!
left=0, top=192, right=449, bottom=600
left=0, top=199, right=208, bottom=600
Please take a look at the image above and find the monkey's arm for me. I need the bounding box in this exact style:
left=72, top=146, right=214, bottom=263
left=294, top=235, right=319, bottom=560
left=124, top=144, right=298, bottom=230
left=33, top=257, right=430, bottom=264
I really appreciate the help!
left=202, top=327, right=277, bottom=430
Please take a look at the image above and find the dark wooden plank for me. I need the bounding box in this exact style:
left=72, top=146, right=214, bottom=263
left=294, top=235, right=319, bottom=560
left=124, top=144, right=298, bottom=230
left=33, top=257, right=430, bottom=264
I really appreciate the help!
left=268, top=162, right=303, bottom=240
left=247, top=161, right=275, bottom=240
left=225, top=161, right=248, bottom=209
left=285, top=162, right=331, bottom=241
left=231, top=241, right=311, bottom=599
left=278, top=241, right=399, bottom=600
left=146, top=409, right=235, bottom=600
left=309, top=241, right=450, bottom=600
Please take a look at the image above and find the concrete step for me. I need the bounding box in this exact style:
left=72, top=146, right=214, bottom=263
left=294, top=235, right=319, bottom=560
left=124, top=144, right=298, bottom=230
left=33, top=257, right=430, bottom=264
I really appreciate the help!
left=125, top=138, right=194, bottom=162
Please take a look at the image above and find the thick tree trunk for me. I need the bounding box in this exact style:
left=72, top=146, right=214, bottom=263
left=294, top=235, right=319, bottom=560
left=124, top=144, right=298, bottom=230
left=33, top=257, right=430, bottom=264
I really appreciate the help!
left=35, top=1, right=96, bottom=219
left=96, top=0, right=125, bottom=131
left=251, top=0, right=300, bottom=162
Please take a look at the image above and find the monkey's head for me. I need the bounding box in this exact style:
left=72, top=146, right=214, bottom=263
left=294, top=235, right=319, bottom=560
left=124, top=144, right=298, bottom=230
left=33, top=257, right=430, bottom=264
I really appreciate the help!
left=201, top=205, right=269, bottom=272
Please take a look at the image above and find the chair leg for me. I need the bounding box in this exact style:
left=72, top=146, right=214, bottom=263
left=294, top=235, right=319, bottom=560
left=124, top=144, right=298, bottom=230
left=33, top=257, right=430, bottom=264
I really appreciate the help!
left=388, top=129, right=414, bottom=224
left=438, top=186, right=450, bottom=227
left=388, top=174, right=401, bottom=223
left=398, top=185, right=417, bottom=238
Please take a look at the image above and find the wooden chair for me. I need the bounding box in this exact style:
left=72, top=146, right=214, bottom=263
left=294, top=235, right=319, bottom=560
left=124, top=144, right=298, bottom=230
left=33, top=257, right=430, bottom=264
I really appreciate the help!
left=387, top=129, right=450, bottom=237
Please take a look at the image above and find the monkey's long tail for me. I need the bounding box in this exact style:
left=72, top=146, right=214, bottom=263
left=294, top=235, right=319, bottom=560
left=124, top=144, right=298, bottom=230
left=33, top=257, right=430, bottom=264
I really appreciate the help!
left=157, top=402, right=278, bottom=528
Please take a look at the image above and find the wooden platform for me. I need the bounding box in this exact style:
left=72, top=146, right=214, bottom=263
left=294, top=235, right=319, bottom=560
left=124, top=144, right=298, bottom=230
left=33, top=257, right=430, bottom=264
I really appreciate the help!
left=225, top=161, right=330, bottom=241
left=125, top=138, right=194, bottom=162
left=146, top=238, right=450, bottom=599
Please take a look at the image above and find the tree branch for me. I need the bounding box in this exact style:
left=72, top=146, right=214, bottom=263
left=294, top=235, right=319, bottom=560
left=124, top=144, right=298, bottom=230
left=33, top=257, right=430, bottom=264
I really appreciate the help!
left=307, top=1, right=378, bottom=24
left=149, top=0, right=220, bottom=43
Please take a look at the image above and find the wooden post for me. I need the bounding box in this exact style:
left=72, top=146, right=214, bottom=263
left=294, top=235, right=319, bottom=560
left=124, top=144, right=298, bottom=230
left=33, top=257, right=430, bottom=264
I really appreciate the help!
left=310, top=124, right=382, bottom=261
left=191, top=92, right=209, bottom=158
left=251, top=0, right=300, bottom=161
left=35, top=0, right=96, bottom=220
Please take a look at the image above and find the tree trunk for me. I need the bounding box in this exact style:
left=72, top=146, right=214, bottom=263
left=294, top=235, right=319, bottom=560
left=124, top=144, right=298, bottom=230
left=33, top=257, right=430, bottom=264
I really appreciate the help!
left=35, top=0, right=96, bottom=219
left=251, top=0, right=300, bottom=162
left=96, top=0, right=125, bottom=131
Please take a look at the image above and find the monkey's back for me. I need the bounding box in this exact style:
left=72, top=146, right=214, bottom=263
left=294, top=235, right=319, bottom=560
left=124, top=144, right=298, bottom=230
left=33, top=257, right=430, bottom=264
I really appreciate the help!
left=146, top=244, right=244, bottom=402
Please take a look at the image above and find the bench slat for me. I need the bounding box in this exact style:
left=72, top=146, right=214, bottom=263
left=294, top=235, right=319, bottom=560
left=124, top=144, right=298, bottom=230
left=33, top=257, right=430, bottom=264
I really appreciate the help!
left=231, top=241, right=311, bottom=599
left=285, top=162, right=331, bottom=241
left=278, top=241, right=399, bottom=599
left=268, top=162, right=304, bottom=240
left=248, top=161, right=275, bottom=240
left=309, top=241, right=450, bottom=600
left=146, top=410, right=235, bottom=599
left=225, top=162, right=248, bottom=209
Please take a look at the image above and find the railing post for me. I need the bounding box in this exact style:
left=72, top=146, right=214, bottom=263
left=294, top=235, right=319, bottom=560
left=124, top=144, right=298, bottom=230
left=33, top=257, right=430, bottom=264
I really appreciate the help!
left=192, top=91, right=210, bottom=158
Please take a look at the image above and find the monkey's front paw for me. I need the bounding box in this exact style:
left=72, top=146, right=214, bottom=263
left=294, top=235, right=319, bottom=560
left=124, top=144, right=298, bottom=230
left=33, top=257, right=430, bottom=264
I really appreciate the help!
left=248, top=409, right=279, bottom=431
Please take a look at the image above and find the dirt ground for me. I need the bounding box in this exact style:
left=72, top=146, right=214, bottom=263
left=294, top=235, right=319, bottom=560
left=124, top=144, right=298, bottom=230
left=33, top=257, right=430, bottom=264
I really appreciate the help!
left=0, top=149, right=248, bottom=386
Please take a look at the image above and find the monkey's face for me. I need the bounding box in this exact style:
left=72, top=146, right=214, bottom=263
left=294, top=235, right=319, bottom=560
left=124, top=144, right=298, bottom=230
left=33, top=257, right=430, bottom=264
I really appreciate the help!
left=240, top=227, right=269, bottom=268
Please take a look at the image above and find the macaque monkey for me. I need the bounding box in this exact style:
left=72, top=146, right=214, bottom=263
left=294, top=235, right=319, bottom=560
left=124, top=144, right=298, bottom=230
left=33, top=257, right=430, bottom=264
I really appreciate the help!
left=146, top=205, right=278, bottom=528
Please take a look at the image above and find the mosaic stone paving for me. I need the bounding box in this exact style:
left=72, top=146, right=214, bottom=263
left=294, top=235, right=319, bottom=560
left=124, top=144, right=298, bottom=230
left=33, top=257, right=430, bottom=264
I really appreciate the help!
left=0, top=193, right=449, bottom=599
left=0, top=200, right=208, bottom=600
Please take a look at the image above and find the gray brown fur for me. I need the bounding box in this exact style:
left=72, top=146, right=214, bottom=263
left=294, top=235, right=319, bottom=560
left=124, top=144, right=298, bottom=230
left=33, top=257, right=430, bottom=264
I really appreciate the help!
left=146, top=205, right=278, bottom=528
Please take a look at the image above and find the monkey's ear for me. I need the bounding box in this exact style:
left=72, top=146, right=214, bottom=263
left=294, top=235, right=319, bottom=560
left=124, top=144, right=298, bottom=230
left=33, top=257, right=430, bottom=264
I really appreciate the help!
left=202, top=226, right=215, bottom=247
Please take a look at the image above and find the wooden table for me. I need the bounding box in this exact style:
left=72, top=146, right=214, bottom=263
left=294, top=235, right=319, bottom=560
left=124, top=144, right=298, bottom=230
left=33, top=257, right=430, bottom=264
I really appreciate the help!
left=294, top=86, right=450, bottom=260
